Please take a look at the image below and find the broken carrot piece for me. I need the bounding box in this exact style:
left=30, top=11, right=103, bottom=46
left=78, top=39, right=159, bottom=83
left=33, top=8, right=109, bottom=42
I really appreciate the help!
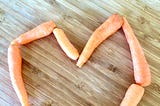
left=77, top=14, right=123, bottom=67
left=53, top=28, right=79, bottom=60
left=8, top=45, right=29, bottom=106
left=120, top=84, right=144, bottom=106
left=11, top=20, right=56, bottom=45
left=122, top=17, right=151, bottom=86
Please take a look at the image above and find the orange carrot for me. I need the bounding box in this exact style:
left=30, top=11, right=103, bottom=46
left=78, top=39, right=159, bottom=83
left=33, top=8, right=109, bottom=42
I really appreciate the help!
left=8, top=45, right=29, bottom=106
left=53, top=28, right=79, bottom=60
left=120, top=84, right=144, bottom=106
left=11, top=20, right=56, bottom=45
left=122, top=17, right=151, bottom=86
left=77, top=14, right=123, bottom=67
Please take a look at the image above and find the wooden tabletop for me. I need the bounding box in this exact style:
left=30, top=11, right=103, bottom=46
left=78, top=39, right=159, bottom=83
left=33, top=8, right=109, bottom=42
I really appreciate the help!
left=0, top=0, right=160, bottom=106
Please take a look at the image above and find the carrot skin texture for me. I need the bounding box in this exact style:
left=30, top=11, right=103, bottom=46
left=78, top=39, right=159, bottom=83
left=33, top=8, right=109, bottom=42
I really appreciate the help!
left=120, top=84, right=144, bottom=106
left=53, top=28, right=79, bottom=60
left=11, top=20, right=56, bottom=45
left=77, top=14, right=123, bottom=67
left=8, top=45, right=29, bottom=106
left=122, top=17, right=151, bottom=86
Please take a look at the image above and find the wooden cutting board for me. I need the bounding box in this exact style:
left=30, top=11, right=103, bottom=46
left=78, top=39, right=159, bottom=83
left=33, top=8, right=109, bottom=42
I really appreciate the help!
left=0, top=0, right=160, bottom=106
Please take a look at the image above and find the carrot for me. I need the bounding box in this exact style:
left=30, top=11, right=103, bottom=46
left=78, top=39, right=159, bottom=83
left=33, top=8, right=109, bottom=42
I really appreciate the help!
left=120, top=84, right=144, bottom=106
left=8, top=45, right=29, bottom=106
left=122, top=17, right=151, bottom=86
left=77, top=14, right=123, bottom=67
left=11, top=20, right=56, bottom=45
left=53, top=28, right=79, bottom=60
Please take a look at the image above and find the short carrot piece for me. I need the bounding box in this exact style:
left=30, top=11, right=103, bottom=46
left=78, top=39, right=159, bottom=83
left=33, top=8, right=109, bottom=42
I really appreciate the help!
left=11, top=20, right=56, bottom=45
left=77, top=14, right=123, bottom=67
left=53, top=28, right=79, bottom=60
left=8, top=45, right=29, bottom=106
left=120, top=84, right=144, bottom=106
left=122, top=17, right=151, bottom=86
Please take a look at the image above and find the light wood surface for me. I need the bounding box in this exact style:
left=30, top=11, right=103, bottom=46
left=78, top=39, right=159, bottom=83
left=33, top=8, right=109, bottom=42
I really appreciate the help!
left=0, top=0, right=160, bottom=106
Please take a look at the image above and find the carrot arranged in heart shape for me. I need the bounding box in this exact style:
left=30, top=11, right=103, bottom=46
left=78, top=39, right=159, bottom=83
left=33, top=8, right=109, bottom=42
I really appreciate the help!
left=77, top=14, right=123, bottom=67
left=7, top=14, right=151, bottom=106
left=120, top=84, right=144, bottom=106
left=11, top=20, right=56, bottom=45
left=122, top=17, right=151, bottom=87
left=53, top=28, right=79, bottom=60
left=8, top=45, right=29, bottom=106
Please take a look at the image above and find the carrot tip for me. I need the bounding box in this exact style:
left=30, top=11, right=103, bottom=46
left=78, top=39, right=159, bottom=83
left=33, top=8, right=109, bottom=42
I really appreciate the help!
left=11, top=40, right=18, bottom=46
left=72, top=56, right=79, bottom=60
left=76, top=62, right=82, bottom=68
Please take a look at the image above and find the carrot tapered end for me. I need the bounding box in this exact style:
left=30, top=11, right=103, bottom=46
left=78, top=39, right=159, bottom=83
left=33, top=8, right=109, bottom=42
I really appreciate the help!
left=11, top=39, right=19, bottom=46
left=76, top=62, right=82, bottom=68
left=76, top=56, right=85, bottom=68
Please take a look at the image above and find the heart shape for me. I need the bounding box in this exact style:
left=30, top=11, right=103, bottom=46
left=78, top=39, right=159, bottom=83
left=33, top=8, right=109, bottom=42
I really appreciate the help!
left=8, top=14, right=151, bottom=106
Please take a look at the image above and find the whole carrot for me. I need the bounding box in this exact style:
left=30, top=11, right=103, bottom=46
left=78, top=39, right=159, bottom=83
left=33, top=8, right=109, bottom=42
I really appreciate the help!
left=53, top=28, right=79, bottom=60
left=8, top=45, right=29, bottom=106
left=11, top=20, right=56, bottom=45
left=122, top=17, right=151, bottom=86
left=77, top=14, right=123, bottom=67
left=120, top=84, right=144, bottom=106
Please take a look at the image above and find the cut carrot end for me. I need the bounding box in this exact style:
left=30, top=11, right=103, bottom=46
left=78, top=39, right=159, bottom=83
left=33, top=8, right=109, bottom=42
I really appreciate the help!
left=76, top=55, right=86, bottom=67
left=76, top=62, right=82, bottom=68
left=120, top=84, right=144, bottom=106
left=136, top=79, right=151, bottom=87
left=11, top=41, right=16, bottom=45
left=71, top=54, right=79, bottom=60
left=11, top=39, right=19, bottom=46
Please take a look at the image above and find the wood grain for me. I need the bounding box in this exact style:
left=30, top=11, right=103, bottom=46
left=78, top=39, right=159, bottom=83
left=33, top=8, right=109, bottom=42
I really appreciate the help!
left=0, top=0, right=160, bottom=106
